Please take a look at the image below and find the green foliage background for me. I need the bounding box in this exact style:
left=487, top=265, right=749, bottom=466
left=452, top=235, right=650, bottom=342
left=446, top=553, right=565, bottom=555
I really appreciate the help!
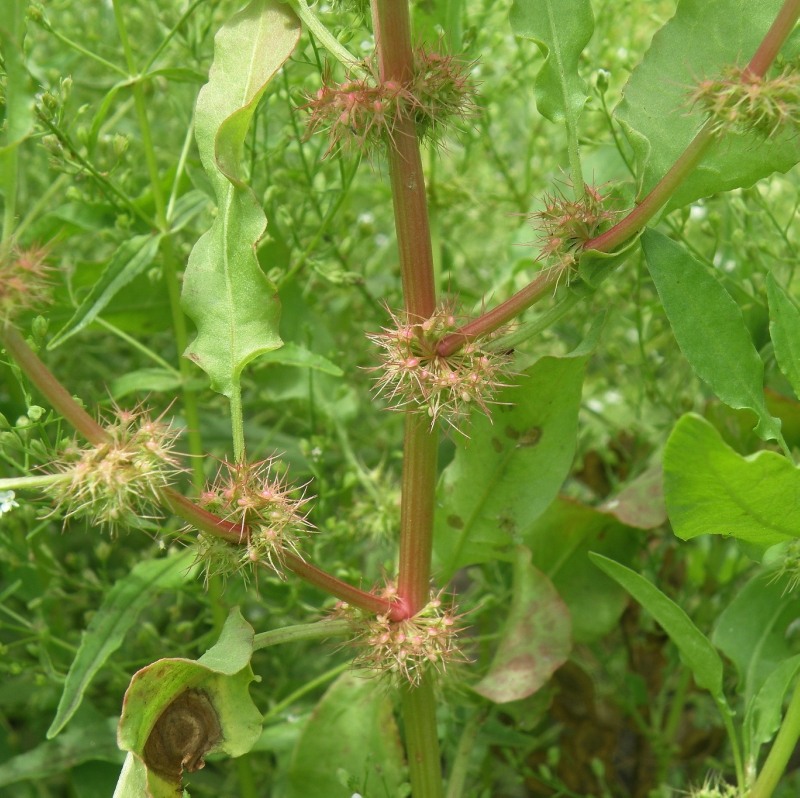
left=1, top=0, right=799, bottom=796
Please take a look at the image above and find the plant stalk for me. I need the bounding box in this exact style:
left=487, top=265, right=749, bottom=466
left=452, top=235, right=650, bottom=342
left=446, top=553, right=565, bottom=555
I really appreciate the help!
left=402, top=676, right=445, bottom=798
left=748, top=677, right=800, bottom=798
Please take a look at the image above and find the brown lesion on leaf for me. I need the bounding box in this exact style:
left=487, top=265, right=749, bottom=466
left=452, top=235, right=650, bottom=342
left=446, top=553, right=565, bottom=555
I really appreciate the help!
left=517, top=426, right=542, bottom=447
left=142, top=688, right=222, bottom=786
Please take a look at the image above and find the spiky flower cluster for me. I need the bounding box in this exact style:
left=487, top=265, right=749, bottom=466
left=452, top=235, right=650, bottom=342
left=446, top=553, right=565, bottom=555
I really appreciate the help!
left=687, top=776, right=740, bottom=798
left=367, top=304, right=509, bottom=430
left=689, top=64, right=800, bottom=137
left=50, top=407, right=182, bottom=533
left=339, top=587, right=464, bottom=686
left=302, top=48, right=476, bottom=155
left=409, top=48, right=478, bottom=142
left=194, top=458, right=312, bottom=580
left=765, top=538, right=800, bottom=595
left=530, top=184, right=617, bottom=272
left=0, top=244, right=53, bottom=321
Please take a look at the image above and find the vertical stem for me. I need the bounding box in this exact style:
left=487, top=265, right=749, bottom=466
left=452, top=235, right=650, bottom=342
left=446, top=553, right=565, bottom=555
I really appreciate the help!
left=749, top=678, right=800, bottom=798
left=371, top=3, right=443, bottom=795
left=372, top=0, right=436, bottom=320
left=397, top=415, right=438, bottom=614
left=746, top=0, right=800, bottom=78
left=402, top=677, right=445, bottom=798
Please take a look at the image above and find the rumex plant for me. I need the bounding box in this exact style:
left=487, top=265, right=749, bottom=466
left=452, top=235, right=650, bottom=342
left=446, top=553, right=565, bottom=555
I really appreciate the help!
left=1, top=1, right=800, bottom=797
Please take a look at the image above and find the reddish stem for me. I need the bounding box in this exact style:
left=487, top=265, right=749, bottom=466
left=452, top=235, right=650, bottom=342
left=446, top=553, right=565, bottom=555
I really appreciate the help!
left=436, top=0, right=800, bottom=355
left=747, top=0, right=800, bottom=78
left=1, top=323, right=107, bottom=445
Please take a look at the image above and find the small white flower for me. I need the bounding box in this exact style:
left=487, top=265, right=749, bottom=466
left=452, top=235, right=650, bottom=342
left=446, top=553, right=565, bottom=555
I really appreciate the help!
left=0, top=490, right=19, bottom=515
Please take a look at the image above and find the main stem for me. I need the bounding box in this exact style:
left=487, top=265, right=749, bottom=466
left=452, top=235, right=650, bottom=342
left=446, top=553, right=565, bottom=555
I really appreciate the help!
left=372, top=2, right=443, bottom=795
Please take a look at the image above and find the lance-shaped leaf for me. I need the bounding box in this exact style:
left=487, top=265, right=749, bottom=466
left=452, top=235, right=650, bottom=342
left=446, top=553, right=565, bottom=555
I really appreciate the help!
left=767, top=273, right=800, bottom=399
left=473, top=546, right=571, bottom=703
left=590, top=552, right=725, bottom=702
left=48, top=550, right=196, bottom=739
left=434, top=353, right=587, bottom=579
left=114, top=608, right=262, bottom=798
left=509, top=0, right=594, bottom=124
left=615, top=0, right=800, bottom=211
left=49, top=233, right=163, bottom=349
left=643, top=229, right=782, bottom=443
left=663, top=413, right=800, bottom=548
left=181, top=0, right=301, bottom=396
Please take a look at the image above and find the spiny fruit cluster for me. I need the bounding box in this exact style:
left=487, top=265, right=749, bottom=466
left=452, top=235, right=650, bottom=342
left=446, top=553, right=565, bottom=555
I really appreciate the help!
left=367, top=304, right=509, bottom=430
left=530, top=184, right=617, bottom=272
left=194, top=458, right=312, bottom=580
left=338, top=586, right=464, bottom=686
left=689, top=63, right=800, bottom=137
left=0, top=244, right=53, bottom=321
left=50, top=407, right=182, bottom=533
left=303, top=47, right=476, bottom=155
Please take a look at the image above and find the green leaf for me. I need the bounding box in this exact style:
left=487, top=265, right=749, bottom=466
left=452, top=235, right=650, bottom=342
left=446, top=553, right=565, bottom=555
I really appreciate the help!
left=258, top=342, right=343, bottom=376
left=0, top=717, right=121, bottom=788
left=614, top=0, right=800, bottom=210
left=509, top=0, right=594, bottom=124
left=48, top=551, right=195, bottom=739
left=643, top=229, right=782, bottom=442
left=589, top=553, right=725, bottom=701
left=473, top=546, right=571, bottom=703
left=286, top=671, right=405, bottom=798
left=712, top=572, right=798, bottom=707
left=526, top=498, right=639, bottom=643
left=767, top=273, right=800, bottom=399
left=49, top=234, right=163, bottom=349
left=0, top=1, right=34, bottom=156
left=434, top=353, right=587, bottom=578
left=115, top=608, right=261, bottom=797
left=110, top=368, right=185, bottom=400
left=181, top=0, right=301, bottom=397
left=664, top=413, right=800, bottom=547
left=748, top=655, right=800, bottom=751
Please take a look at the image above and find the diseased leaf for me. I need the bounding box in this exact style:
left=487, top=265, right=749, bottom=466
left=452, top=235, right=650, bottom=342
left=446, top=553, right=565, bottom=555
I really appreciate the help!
left=526, top=497, right=639, bottom=643
left=767, top=273, right=800, bottom=399
left=434, top=353, right=587, bottom=578
left=473, top=546, right=571, bottom=703
left=615, top=0, right=800, bottom=210
left=643, top=229, right=782, bottom=442
left=48, top=551, right=195, bottom=739
left=115, top=608, right=261, bottom=798
left=664, top=414, right=800, bottom=548
left=590, top=553, right=725, bottom=701
left=600, top=465, right=667, bottom=530
left=286, top=671, right=405, bottom=798
left=49, top=234, right=163, bottom=349
left=181, top=1, right=301, bottom=397
left=509, top=0, right=594, bottom=124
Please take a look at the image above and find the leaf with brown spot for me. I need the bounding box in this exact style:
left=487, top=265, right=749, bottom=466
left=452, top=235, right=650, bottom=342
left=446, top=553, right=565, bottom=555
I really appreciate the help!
left=473, top=546, right=571, bottom=703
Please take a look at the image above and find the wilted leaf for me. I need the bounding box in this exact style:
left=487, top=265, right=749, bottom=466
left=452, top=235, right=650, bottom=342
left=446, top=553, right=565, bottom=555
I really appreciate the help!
left=473, top=546, right=571, bottom=703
